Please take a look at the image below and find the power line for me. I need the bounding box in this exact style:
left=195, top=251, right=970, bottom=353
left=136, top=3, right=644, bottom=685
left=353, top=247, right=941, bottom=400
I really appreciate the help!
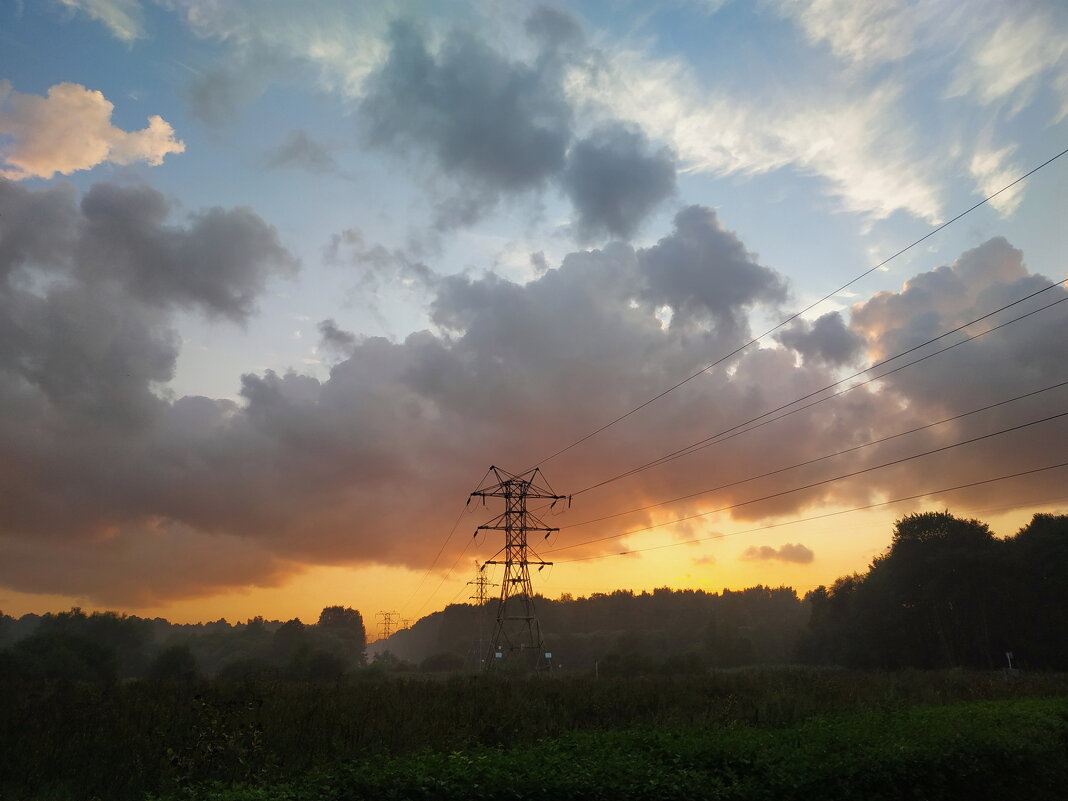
left=527, top=145, right=1068, bottom=470
left=408, top=533, right=478, bottom=619
left=547, top=410, right=1068, bottom=553
left=551, top=462, right=1068, bottom=564
left=571, top=286, right=1068, bottom=496
left=562, top=378, right=1068, bottom=530
left=400, top=467, right=492, bottom=614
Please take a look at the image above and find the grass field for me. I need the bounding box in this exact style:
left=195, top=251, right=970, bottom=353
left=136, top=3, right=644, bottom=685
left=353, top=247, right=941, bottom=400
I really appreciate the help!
left=3, top=669, right=1066, bottom=800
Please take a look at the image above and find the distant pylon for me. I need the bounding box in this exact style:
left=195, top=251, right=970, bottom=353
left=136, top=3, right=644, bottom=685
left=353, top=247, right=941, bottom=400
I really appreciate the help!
left=376, top=610, right=400, bottom=640
left=467, top=562, right=498, bottom=606
left=468, top=561, right=499, bottom=670
left=471, top=466, right=564, bottom=670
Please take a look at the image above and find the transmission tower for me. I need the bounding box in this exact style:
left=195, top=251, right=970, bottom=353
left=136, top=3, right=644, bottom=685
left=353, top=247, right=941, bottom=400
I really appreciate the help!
left=471, top=466, right=564, bottom=670
left=376, top=609, right=400, bottom=640
left=468, top=562, right=499, bottom=670
left=467, top=562, right=498, bottom=606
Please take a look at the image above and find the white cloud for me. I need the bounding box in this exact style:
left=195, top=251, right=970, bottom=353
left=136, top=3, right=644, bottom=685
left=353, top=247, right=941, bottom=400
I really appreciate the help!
left=159, top=0, right=401, bottom=99
left=564, top=49, right=943, bottom=222
left=57, top=0, right=145, bottom=42
left=968, top=141, right=1023, bottom=216
left=774, top=0, right=919, bottom=67
left=0, top=81, right=184, bottom=180
left=949, top=8, right=1068, bottom=119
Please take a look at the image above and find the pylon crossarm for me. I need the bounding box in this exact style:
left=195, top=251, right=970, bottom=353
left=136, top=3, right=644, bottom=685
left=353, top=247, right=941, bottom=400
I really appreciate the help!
left=483, top=560, right=553, bottom=567
left=478, top=525, right=558, bottom=532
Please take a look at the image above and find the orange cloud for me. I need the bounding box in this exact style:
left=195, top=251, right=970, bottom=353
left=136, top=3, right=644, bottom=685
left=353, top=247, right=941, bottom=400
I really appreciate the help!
left=0, top=81, right=184, bottom=180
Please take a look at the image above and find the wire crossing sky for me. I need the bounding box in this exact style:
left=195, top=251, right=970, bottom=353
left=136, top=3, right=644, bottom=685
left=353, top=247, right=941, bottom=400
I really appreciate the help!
left=0, top=1, right=1066, bottom=624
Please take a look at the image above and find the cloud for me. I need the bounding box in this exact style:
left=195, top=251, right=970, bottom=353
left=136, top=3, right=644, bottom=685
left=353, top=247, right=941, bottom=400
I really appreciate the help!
left=317, top=319, right=358, bottom=357
left=740, top=543, right=815, bottom=563
left=638, top=206, right=787, bottom=334
left=161, top=0, right=394, bottom=100
left=355, top=12, right=679, bottom=239
left=0, top=82, right=184, bottom=180
left=56, top=0, right=145, bottom=42
left=1, top=181, right=1064, bottom=604
left=524, top=4, right=586, bottom=53
left=967, top=141, right=1024, bottom=216
left=845, top=235, right=1068, bottom=509
left=776, top=311, right=864, bottom=367
left=76, top=182, right=299, bottom=321
left=325, top=227, right=437, bottom=296
left=776, top=0, right=1068, bottom=123
left=0, top=180, right=80, bottom=280
left=773, top=0, right=919, bottom=67
left=563, top=49, right=945, bottom=223
left=359, top=20, right=572, bottom=200
left=184, top=43, right=294, bottom=127
left=561, top=123, right=676, bottom=241
left=0, top=178, right=296, bottom=422
left=0, top=522, right=295, bottom=606
left=265, top=129, right=339, bottom=173
left=948, top=6, right=1068, bottom=119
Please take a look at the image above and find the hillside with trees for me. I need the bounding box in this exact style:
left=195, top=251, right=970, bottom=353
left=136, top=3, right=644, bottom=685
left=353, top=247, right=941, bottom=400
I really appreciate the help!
left=1, top=512, right=1065, bottom=680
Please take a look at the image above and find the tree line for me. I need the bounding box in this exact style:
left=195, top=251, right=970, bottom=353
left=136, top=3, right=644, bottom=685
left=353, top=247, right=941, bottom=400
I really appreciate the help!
left=1, top=511, right=1064, bottom=680
left=384, top=511, right=1067, bottom=673
left=0, top=605, right=367, bottom=683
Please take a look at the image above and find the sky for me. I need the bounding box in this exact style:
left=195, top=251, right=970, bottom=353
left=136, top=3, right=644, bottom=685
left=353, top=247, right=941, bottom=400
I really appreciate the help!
left=1, top=0, right=1066, bottom=630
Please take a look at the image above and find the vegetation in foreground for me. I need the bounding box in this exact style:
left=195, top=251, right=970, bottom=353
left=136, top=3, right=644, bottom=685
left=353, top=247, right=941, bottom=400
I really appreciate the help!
left=0, top=511, right=1064, bottom=799
left=2, top=670, right=1067, bottom=801
left=151, top=697, right=1068, bottom=801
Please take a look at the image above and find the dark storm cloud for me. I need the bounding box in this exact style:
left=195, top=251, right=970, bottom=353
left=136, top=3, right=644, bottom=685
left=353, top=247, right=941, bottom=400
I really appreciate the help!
left=77, top=182, right=298, bottom=321
left=1, top=179, right=1063, bottom=604
left=318, top=319, right=358, bottom=356
left=776, top=311, right=864, bottom=366
left=0, top=179, right=298, bottom=588
left=360, top=20, right=573, bottom=195
left=265, top=129, right=339, bottom=174
left=638, top=205, right=788, bottom=332
left=561, top=124, right=677, bottom=241
left=358, top=10, right=675, bottom=240
left=0, top=281, right=177, bottom=428
left=740, top=543, right=815, bottom=563
left=0, top=179, right=78, bottom=280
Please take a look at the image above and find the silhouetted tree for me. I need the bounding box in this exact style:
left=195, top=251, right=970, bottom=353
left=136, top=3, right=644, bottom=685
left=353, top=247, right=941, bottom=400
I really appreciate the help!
left=317, top=606, right=367, bottom=665
left=1003, top=513, right=1068, bottom=668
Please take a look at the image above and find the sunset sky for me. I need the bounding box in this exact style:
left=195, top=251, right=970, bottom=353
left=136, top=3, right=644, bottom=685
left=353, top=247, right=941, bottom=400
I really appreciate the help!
left=1, top=0, right=1066, bottom=631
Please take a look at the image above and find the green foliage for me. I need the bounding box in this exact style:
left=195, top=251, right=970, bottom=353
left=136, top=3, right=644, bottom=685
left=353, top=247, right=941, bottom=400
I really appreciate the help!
left=147, top=697, right=1068, bottom=801
left=4, top=669, right=1068, bottom=801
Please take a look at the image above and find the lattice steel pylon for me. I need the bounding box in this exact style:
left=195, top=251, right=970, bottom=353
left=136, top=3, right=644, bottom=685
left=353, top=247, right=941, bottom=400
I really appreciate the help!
left=467, top=562, right=498, bottom=606
left=471, top=466, right=564, bottom=670
left=376, top=610, right=400, bottom=641
left=468, top=562, right=499, bottom=670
